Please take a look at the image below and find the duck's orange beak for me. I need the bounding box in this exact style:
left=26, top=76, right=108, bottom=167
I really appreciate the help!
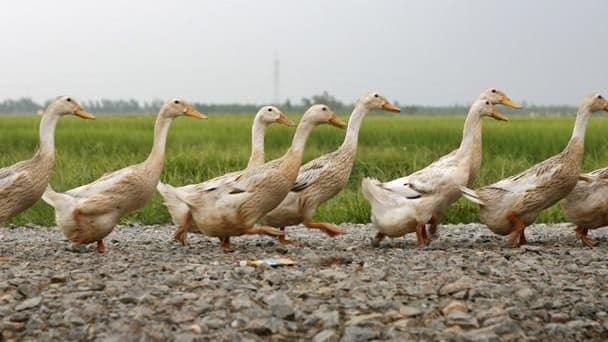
left=184, top=105, right=208, bottom=119
left=381, top=101, right=401, bottom=113
left=74, top=107, right=96, bottom=120
left=277, top=114, right=296, bottom=127
left=490, top=108, right=509, bottom=122
left=500, top=95, right=522, bottom=109
left=328, top=114, right=348, bottom=129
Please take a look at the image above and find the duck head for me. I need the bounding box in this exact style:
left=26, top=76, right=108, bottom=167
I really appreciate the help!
left=160, top=99, right=207, bottom=119
left=300, top=104, right=347, bottom=129
left=257, top=106, right=295, bottom=126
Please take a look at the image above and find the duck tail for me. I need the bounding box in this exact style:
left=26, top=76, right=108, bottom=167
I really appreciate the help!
left=42, top=185, right=75, bottom=210
left=459, top=186, right=485, bottom=205
left=157, top=182, right=178, bottom=203
left=362, top=177, right=392, bottom=206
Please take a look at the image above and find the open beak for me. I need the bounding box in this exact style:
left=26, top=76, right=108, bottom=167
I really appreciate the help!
left=490, top=109, right=509, bottom=122
left=74, top=107, right=96, bottom=120
left=381, top=101, right=401, bottom=113
left=500, top=96, right=522, bottom=109
left=328, top=114, right=348, bottom=129
left=277, top=114, right=296, bottom=127
left=184, top=106, right=208, bottom=119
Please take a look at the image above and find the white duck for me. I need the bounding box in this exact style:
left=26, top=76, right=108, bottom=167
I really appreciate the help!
left=461, top=93, right=608, bottom=247
left=157, top=106, right=295, bottom=245
left=0, top=96, right=94, bottom=225
left=261, top=92, right=400, bottom=245
left=363, top=89, right=520, bottom=247
left=175, top=105, right=347, bottom=251
left=42, top=99, right=206, bottom=253
left=0, top=96, right=94, bottom=262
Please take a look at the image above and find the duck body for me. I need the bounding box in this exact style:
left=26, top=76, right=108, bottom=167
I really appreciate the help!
left=261, top=146, right=356, bottom=228
left=469, top=142, right=583, bottom=235
left=363, top=149, right=471, bottom=238
left=0, top=152, right=53, bottom=224
left=560, top=167, right=608, bottom=246
left=188, top=153, right=301, bottom=237
left=46, top=162, right=162, bottom=244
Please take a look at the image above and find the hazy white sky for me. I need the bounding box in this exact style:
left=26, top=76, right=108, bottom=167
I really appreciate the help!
left=0, top=0, right=605, bottom=105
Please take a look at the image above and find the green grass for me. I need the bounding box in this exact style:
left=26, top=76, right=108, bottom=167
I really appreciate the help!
left=1, top=113, right=607, bottom=226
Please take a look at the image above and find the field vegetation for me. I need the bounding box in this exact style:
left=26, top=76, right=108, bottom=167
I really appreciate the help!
left=1, top=112, right=607, bottom=226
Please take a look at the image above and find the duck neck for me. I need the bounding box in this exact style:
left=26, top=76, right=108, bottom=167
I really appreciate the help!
left=339, top=104, right=368, bottom=153
left=145, top=114, right=174, bottom=171
left=37, top=111, right=60, bottom=158
left=285, top=121, right=316, bottom=162
left=565, top=106, right=591, bottom=159
left=456, top=112, right=483, bottom=160
left=246, top=118, right=268, bottom=168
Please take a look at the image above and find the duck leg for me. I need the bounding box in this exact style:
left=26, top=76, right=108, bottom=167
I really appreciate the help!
left=0, top=257, right=14, bottom=262
left=372, top=232, right=385, bottom=247
left=427, top=214, right=440, bottom=240
left=173, top=213, right=192, bottom=246
left=415, top=224, right=427, bottom=248
left=576, top=226, right=599, bottom=248
left=96, top=240, right=106, bottom=253
left=303, top=221, right=345, bottom=237
left=506, top=213, right=527, bottom=247
left=220, top=237, right=234, bottom=253
left=277, top=227, right=304, bottom=247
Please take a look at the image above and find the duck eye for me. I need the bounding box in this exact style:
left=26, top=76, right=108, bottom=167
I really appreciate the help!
left=267, top=108, right=272, bottom=112
left=173, top=100, right=180, bottom=104
left=66, top=97, right=72, bottom=102
left=485, top=101, right=490, bottom=105
left=322, top=107, right=327, bottom=111
left=599, top=95, right=603, bottom=100
left=374, top=94, right=379, bottom=98
left=491, top=89, right=496, bottom=93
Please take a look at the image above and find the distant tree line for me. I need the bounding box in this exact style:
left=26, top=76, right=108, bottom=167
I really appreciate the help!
left=0, top=93, right=577, bottom=116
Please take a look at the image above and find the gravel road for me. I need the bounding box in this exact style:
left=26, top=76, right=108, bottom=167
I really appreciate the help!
left=1, top=223, right=607, bottom=341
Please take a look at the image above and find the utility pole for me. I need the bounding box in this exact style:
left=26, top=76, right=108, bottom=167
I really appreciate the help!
left=273, top=52, right=280, bottom=104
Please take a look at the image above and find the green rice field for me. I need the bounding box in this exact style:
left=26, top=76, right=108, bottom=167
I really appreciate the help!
left=1, top=112, right=607, bottom=226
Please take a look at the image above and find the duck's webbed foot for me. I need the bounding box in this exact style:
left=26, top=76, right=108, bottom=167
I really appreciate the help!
left=277, top=228, right=304, bottom=247
left=220, top=237, right=234, bottom=253
left=303, top=221, right=345, bottom=237
left=427, top=214, right=440, bottom=241
left=506, top=212, right=528, bottom=247
left=372, top=232, right=385, bottom=247
left=0, top=256, right=14, bottom=262
left=97, top=240, right=106, bottom=253
left=576, top=226, right=599, bottom=248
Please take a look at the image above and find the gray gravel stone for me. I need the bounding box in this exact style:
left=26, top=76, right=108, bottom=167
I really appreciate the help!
left=0, top=223, right=607, bottom=340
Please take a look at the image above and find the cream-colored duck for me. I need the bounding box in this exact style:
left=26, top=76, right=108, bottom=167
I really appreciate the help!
left=157, top=106, right=295, bottom=245
left=0, top=96, right=94, bottom=225
left=561, top=166, right=608, bottom=247
left=42, top=99, right=206, bottom=253
left=461, top=93, right=608, bottom=247
left=176, top=104, right=347, bottom=251
left=261, top=92, right=400, bottom=245
left=363, top=89, right=520, bottom=247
